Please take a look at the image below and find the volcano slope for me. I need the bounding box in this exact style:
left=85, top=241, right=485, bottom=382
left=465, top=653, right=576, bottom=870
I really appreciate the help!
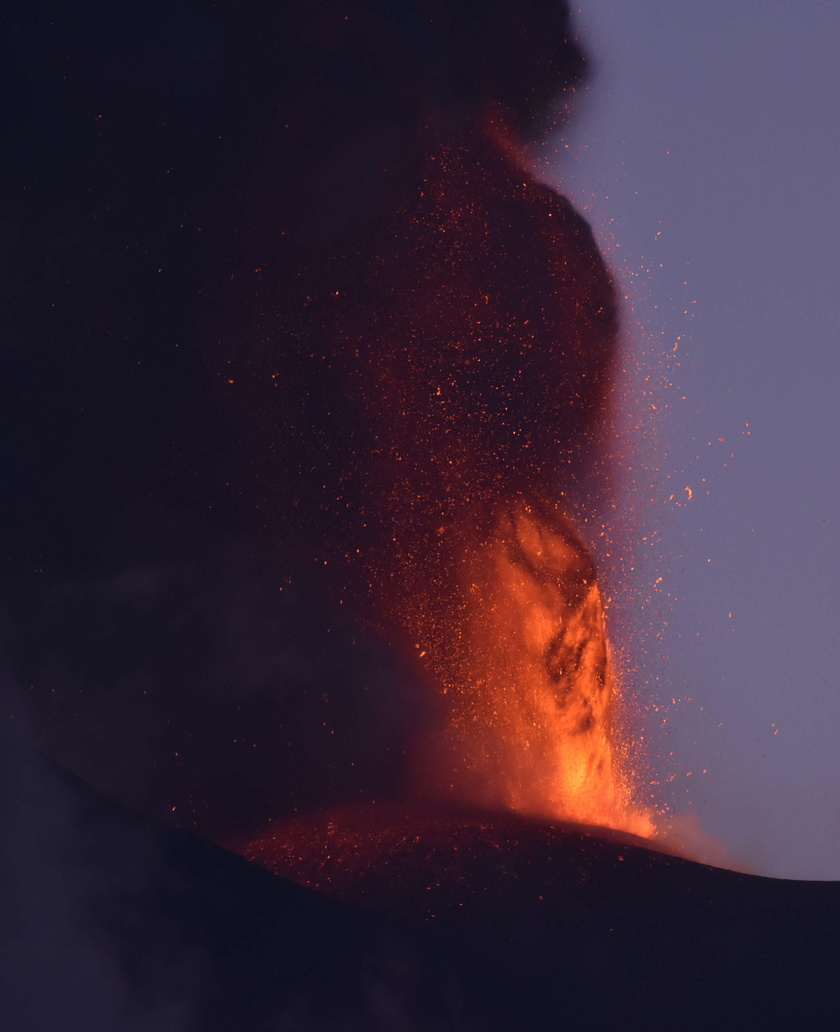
left=5, top=741, right=840, bottom=1031
left=244, top=803, right=839, bottom=1030
left=0, top=740, right=426, bottom=1032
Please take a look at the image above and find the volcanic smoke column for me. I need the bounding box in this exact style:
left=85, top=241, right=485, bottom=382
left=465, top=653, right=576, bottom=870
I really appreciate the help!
left=331, top=120, right=654, bottom=839
left=239, top=2, right=654, bottom=838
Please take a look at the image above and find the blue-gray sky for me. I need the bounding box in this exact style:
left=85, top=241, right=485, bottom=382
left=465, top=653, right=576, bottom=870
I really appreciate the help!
left=546, top=0, right=840, bottom=879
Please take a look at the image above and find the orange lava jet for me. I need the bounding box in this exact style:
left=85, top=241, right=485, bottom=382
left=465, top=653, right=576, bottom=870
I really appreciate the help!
left=410, top=504, right=654, bottom=838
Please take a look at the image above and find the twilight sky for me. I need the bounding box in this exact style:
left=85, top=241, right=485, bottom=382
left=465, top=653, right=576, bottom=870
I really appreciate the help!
left=548, top=0, right=840, bottom=879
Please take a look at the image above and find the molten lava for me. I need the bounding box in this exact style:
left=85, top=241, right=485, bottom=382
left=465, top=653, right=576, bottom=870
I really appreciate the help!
left=412, top=504, right=654, bottom=838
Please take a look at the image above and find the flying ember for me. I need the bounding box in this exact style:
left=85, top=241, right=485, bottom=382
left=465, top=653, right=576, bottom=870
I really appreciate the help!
left=235, top=4, right=656, bottom=848
left=297, top=115, right=657, bottom=840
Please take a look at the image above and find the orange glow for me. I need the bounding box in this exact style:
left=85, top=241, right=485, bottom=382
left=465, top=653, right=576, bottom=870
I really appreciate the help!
left=406, top=503, right=655, bottom=839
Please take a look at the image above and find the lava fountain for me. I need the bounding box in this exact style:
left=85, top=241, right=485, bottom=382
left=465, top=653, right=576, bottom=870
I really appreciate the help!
left=239, top=2, right=656, bottom=850
left=409, top=503, right=654, bottom=837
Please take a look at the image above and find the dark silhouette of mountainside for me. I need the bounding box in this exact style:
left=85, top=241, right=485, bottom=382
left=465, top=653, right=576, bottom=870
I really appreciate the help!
left=3, top=754, right=839, bottom=1030
left=0, top=740, right=437, bottom=1031
left=246, top=804, right=840, bottom=1028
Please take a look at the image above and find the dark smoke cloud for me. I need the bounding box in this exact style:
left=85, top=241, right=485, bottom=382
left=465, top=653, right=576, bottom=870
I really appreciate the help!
left=0, top=1, right=611, bottom=1024
left=4, top=514, right=429, bottom=842
left=2, top=0, right=595, bottom=840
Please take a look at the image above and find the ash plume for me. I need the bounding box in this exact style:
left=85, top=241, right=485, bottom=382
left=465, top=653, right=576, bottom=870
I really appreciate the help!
left=3, top=0, right=625, bottom=843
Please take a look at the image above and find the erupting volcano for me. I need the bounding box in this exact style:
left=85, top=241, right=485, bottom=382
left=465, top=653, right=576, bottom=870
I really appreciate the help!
left=12, top=3, right=840, bottom=1029
left=234, top=24, right=655, bottom=850
left=413, top=504, right=653, bottom=837
left=5, top=0, right=657, bottom=854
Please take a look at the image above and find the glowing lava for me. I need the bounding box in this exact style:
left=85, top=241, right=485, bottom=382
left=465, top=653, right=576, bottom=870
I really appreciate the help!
left=411, top=504, right=654, bottom=838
